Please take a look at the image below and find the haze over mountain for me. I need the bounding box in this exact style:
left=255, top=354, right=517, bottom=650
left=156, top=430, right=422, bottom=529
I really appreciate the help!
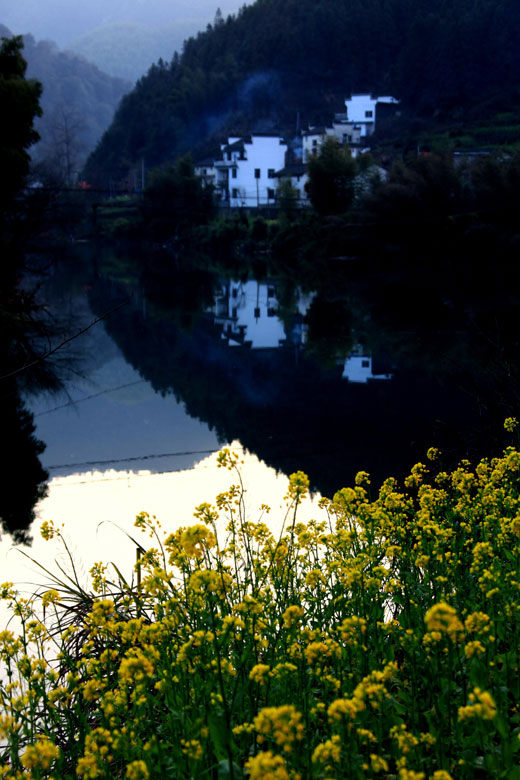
left=0, top=24, right=130, bottom=180
left=0, top=0, right=247, bottom=81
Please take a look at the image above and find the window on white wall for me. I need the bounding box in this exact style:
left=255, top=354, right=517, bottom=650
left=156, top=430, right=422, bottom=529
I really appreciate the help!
left=254, top=168, right=261, bottom=179
left=365, top=110, right=373, bottom=118
left=268, top=169, right=275, bottom=178
left=232, top=168, right=237, bottom=178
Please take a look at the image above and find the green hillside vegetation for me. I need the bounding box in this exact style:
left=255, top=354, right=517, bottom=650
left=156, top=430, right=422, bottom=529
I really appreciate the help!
left=84, top=0, right=520, bottom=186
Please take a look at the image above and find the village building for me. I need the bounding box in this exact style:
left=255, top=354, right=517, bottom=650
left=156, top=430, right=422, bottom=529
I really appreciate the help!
left=211, top=134, right=288, bottom=207
left=340, top=94, right=400, bottom=138
left=194, top=157, right=217, bottom=188
left=194, top=93, right=398, bottom=209
left=272, top=162, right=309, bottom=205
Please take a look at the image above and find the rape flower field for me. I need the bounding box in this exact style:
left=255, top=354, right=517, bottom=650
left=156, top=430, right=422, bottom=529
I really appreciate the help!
left=2, top=429, right=520, bottom=780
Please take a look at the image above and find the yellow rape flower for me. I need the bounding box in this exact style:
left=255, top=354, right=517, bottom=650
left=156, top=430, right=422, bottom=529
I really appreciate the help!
left=253, top=705, right=304, bottom=748
left=180, top=524, right=216, bottom=557
left=458, top=687, right=497, bottom=721
left=424, top=602, right=463, bottom=642
left=340, top=615, right=367, bottom=644
left=371, top=754, right=389, bottom=773
left=328, top=696, right=365, bottom=721
left=464, top=611, right=491, bottom=634
left=245, top=750, right=289, bottom=779
left=118, top=651, right=155, bottom=684
left=21, top=738, right=60, bottom=770
left=504, top=417, right=518, bottom=432
left=41, top=589, right=61, bottom=608
left=282, top=604, right=305, bottom=628
left=181, top=739, right=203, bottom=760
left=312, top=735, right=341, bottom=765
left=126, top=760, right=150, bottom=780
left=249, top=664, right=271, bottom=684
left=464, top=640, right=486, bottom=658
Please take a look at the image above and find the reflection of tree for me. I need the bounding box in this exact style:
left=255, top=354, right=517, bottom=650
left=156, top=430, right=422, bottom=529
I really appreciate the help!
left=87, top=269, right=508, bottom=497
left=0, top=36, right=55, bottom=541
left=0, top=382, right=48, bottom=544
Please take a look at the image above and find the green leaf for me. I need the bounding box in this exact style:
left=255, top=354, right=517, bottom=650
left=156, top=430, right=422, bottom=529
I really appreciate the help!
left=496, top=715, right=509, bottom=739
left=507, top=766, right=520, bottom=780
left=218, top=760, right=244, bottom=779
left=208, top=711, right=231, bottom=762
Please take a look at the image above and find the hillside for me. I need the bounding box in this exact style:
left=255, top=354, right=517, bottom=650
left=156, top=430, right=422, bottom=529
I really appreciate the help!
left=83, top=0, right=520, bottom=186
left=0, top=27, right=131, bottom=182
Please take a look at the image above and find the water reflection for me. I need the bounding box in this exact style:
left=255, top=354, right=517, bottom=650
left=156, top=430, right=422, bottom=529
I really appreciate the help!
left=213, top=279, right=313, bottom=350
left=0, top=382, right=48, bottom=544
left=9, top=242, right=519, bottom=543
left=341, top=347, right=393, bottom=383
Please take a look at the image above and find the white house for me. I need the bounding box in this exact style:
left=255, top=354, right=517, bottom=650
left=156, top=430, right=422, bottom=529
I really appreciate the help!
left=301, top=126, right=333, bottom=162
left=301, top=121, right=365, bottom=161
left=330, top=119, right=363, bottom=152
left=194, top=157, right=217, bottom=188
left=211, top=134, right=288, bottom=207
left=272, top=162, right=310, bottom=205
left=343, top=94, right=399, bottom=138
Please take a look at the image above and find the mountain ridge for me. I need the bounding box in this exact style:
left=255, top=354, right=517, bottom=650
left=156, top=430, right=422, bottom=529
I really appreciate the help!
left=82, top=0, right=520, bottom=185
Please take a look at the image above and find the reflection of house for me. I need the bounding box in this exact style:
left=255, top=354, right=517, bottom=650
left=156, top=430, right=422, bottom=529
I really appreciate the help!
left=211, top=134, right=288, bottom=207
left=212, top=280, right=312, bottom=349
left=342, top=348, right=393, bottom=383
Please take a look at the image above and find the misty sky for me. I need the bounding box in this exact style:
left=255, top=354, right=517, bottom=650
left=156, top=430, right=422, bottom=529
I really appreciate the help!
left=0, top=0, right=245, bottom=46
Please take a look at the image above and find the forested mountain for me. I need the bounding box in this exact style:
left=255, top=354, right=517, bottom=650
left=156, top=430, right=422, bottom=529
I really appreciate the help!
left=83, top=0, right=520, bottom=186
left=0, top=26, right=130, bottom=182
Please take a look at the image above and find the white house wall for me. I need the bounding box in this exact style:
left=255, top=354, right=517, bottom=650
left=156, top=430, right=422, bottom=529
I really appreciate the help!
left=230, top=136, right=288, bottom=207
left=345, top=94, right=399, bottom=137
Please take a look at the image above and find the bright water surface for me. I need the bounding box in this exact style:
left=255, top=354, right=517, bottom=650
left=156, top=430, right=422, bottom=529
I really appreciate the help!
left=4, top=243, right=517, bottom=574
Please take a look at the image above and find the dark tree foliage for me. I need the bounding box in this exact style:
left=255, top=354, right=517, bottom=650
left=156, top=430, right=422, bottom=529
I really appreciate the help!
left=83, top=0, right=520, bottom=184
left=143, top=155, right=214, bottom=240
left=305, top=138, right=358, bottom=215
left=0, top=35, right=42, bottom=211
left=0, top=36, right=50, bottom=541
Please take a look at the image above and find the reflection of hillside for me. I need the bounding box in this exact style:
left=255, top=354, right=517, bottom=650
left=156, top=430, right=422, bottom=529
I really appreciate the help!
left=1, top=383, right=48, bottom=543
left=88, top=276, right=501, bottom=496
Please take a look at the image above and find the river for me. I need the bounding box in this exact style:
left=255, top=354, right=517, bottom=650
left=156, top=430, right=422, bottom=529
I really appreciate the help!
left=2, top=241, right=518, bottom=578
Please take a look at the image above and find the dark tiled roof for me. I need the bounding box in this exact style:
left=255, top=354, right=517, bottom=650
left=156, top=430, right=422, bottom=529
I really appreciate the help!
left=273, top=163, right=307, bottom=177
left=194, top=157, right=216, bottom=167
